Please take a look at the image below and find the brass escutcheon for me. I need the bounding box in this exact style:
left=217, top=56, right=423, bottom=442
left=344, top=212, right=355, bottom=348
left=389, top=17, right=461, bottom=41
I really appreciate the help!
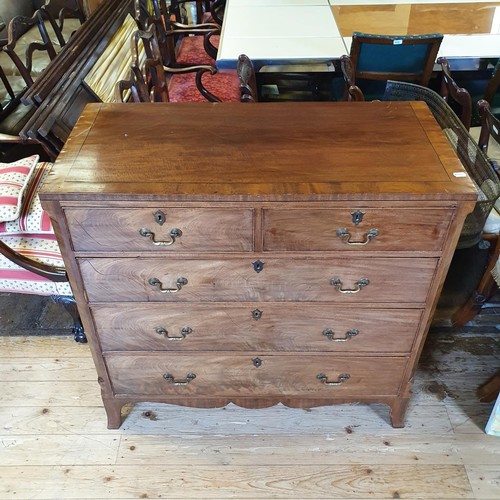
left=251, top=309, right=263, bottom=320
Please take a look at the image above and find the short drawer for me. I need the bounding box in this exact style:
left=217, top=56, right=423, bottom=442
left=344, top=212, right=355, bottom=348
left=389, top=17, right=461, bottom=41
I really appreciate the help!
left=79, top=257, right=437, bottom=303
left=65, top=207, right=254, bottom=252
left=263, top=207, right=454, bottom=251
left=105, top=353, right=407, bottom=397
left=93, top=303, right=422, bottom=353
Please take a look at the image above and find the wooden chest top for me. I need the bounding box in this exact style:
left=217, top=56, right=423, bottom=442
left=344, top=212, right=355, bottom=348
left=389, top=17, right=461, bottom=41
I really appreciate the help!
left=40, top=101, right=477, bottom=202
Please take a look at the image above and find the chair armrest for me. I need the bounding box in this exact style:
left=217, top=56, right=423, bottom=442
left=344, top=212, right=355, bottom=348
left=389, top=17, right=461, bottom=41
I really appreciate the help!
left=0, top=239, right=67, bottom=281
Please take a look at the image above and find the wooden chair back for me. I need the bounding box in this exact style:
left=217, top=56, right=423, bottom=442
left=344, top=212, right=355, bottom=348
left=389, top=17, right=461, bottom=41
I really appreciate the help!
left=478, top=99, right=500, bottom=162
left=437, top=57, right=472, bottom=130
left=3, top=9, right=59, bottom=87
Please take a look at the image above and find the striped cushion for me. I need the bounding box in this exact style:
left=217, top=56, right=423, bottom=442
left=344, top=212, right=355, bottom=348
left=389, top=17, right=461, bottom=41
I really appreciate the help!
left=0, top=155, right=39, bottom=222
left=0, top=160, right=71, bottom=296
left=0, top=161, right=54, bottom=234
left=0, top=233, right=72, bottom=296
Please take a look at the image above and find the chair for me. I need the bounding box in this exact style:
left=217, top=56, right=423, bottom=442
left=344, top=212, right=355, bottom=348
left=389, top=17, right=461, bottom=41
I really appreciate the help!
left=437, top=56, right=472, bottom=130
left=0, top=153, right=85, bottom=342
left=383, top=81, right=500, bottom=326
left=346, top=32, right=443, bottom=100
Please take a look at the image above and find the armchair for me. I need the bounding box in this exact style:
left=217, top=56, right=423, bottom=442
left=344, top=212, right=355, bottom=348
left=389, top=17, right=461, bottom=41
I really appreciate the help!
left=0, top=153, right=85, bottom=342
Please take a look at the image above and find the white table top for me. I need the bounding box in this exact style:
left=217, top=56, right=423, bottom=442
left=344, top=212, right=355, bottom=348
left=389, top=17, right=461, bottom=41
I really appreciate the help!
left=217, top=2, right=345, bottom=68
left=222, top=6, right=341, bottom=38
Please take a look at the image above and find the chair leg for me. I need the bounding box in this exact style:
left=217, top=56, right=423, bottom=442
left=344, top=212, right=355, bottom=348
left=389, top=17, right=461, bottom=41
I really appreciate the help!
left=51, top=295, right=87, bottom=343
left=477, top=370, right=500, bottom=403
left=452, top=235, right=500, bottom=327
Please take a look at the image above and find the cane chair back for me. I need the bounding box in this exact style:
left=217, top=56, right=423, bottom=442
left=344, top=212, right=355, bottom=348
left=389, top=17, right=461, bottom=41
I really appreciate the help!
left=384, top=80, right=500, bottom=249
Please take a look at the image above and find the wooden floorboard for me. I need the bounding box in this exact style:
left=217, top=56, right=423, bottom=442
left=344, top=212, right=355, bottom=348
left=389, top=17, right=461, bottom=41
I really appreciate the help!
left=0, top=330, right=499, bottom=500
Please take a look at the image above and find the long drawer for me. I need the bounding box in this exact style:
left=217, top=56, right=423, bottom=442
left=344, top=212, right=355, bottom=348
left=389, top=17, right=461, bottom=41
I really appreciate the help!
left=65, top=207, right=254, bottom=252
left=93, top=304, right=423, bottom=353
left=79, top=257, right=438, bottom=303
left=263, top=207, right=453, bottom=251
left=105, top=353, right=407, bottom=397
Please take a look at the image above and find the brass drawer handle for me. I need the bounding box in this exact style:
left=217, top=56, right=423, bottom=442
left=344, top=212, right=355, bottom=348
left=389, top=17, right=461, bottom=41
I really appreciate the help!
left=139, top=227, right=182, bottom=246
left=148, top=277, right=188, bottom=293
left=330, top=278, right=369, bottom=294
left=317, top=373, right=350, bottom=386
left=155, top=326, right=192, bottom=340
left=323, top=328, right=359, bottom=341
left=163, top=373, right=196, bottom=386
left=336, top=228, right=379, bottom=246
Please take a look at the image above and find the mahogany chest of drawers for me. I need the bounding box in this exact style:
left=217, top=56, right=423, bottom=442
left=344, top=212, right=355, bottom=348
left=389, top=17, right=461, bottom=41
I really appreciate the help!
left=40, top=102, right=477, bottom=428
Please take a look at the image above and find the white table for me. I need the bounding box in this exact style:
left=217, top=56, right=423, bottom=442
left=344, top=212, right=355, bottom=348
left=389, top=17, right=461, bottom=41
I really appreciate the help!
left=217, top=1, right=347, bottom=69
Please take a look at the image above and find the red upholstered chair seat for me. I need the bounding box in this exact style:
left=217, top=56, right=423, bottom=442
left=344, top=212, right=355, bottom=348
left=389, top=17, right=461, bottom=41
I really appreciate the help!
left=168, top=69, right=240, bottom=102
left=176, top=35, right=220, bottom=66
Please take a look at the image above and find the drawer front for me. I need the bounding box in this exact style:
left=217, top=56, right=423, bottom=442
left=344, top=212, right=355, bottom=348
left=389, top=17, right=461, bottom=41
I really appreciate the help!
left=65, top=207, right=254, bottom=252
left=105, top=353, right=407, bottom=397
left=93, top=304, right=422, bottom=353
left=263, top=208, right=453, bottom=251
left=80, top=257, right=437, bottom=303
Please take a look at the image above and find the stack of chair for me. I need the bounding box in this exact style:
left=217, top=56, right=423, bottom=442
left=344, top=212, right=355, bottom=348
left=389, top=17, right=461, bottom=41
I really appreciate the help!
left=119, top=1, right=251, bottom=104
left=148, top=0, right=239, bottom=102
left=0, top=9, right=64, bottom=141
left=117, top=21, right=255, bottom=104
left=0, top=2, right=85, bottom=158
left=145, top=0, right=220, bottom=68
